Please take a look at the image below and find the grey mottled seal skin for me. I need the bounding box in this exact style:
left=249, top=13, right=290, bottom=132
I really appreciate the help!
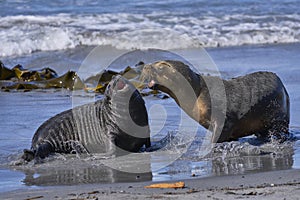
left=22, top=75, right=151, bottom=162
left=140, top=60, right=290, bottom=143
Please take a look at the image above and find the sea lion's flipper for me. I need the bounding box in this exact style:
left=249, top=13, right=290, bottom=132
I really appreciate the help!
left=255, top=118, right=290, bottom=143
left=269, top=120, right=291, bottom=142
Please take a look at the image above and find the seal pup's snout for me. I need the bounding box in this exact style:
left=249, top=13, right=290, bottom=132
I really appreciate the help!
left=109, top=75, right=128, bottom=91
left=116, top=78, right=126, bottom=90
left=113, top=75, right=127, bottom=90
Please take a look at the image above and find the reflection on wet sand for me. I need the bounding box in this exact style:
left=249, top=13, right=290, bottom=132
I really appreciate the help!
left=211, top=153, right=294, bottom=176
left=22, top=166, right=152, bottom=186
left=14, top=153, right=153, bottom=186
left=211, top=140, right=295, bottom=175
left=155, top=141, right=295, bottom=180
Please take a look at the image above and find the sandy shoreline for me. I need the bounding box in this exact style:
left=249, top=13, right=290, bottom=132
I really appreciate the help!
left=1, top=169, right=299, bottom=200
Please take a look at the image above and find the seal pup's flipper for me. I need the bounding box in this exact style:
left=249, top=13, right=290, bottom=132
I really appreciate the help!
left=21, top=149, right=35, bottom=162
left=22, top=142, right=54, bottom=163
left=34, top=142, right=54, bottom=160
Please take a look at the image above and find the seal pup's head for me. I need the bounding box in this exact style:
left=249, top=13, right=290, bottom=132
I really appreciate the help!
left=105, top=75, right=136, bottom=100
left=105, top=75, right=151, bottom=152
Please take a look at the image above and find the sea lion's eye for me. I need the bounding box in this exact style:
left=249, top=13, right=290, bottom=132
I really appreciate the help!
left=158, top=66, right=164, bottom=72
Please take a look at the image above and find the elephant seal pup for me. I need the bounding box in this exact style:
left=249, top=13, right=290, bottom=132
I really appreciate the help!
left=22, top=75, right=151, bottom=162
left=140, top=60, right=290, bottom=143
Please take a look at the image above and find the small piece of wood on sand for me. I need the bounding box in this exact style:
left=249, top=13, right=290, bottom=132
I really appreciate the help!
left=144, top=181, right=185, bottom=189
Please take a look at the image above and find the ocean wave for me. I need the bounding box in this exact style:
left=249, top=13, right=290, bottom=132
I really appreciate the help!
left=0, top=13, right=300, bottom=57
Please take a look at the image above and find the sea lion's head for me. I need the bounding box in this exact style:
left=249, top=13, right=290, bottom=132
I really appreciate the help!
left=140, top=60, right=199, bottom=99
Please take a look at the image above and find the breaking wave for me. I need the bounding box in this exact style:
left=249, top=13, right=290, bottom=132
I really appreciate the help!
left=1, top=12, right=300, bottom=57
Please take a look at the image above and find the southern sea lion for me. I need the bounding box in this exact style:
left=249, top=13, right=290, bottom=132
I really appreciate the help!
left=140, top=60, right=290, bottom=143
left=22, top=75, right=151, bottom=162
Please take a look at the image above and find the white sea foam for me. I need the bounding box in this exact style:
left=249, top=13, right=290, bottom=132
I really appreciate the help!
left=0, top=13, right=299, bottom=57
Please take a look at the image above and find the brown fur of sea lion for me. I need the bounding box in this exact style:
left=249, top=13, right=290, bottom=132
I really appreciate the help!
left=141, top=60, right=290, bottom=143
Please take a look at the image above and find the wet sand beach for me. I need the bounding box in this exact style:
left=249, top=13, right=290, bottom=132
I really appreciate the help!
left=1, top=169, right=300, bottom=200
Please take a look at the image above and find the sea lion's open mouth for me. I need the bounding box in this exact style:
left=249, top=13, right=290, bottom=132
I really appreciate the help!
left=148, top=80, right=156, bottom=88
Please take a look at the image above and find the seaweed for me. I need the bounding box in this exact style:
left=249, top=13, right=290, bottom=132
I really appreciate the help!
left=0, top=60, right=166, bottom=99
left=0, top=61, right=84, bottom=91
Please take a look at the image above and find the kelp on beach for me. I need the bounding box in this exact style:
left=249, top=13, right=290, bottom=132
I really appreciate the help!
left=0, top=61, right=164, bottom=97
left=0, top=61, right=84, bottom=91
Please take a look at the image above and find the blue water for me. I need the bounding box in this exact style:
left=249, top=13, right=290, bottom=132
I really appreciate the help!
left=0, top=0, right=299, bottom=57
left=1, top=0, right=299, bottom=17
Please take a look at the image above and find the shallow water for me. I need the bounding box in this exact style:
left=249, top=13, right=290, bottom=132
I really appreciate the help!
left=0, top=44, right=300, bottom=193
